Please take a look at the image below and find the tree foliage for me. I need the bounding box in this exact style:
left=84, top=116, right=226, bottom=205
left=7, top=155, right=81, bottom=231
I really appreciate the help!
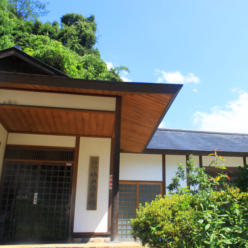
left=1, top=0, right=128, bottom=81
left=24, top=35, right=125, bottom=80
left=0, top=0, right=14, bottom=49
left=234, top=164, right=248, bottom=192
left=7, top=0, right=49, bottom=21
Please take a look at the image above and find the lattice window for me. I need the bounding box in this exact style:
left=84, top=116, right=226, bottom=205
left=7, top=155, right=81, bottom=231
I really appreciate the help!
left=5, top=147, right=74, bottom=162
left=118, top=182, right=162, bottom=240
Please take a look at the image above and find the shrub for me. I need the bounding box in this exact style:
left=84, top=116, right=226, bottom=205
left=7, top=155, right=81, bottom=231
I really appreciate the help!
left=131, top=194, right=198, bottom=248
left=131, top=150, right=248, bottom=248
left=234, top=164, right=248, bottom=192
left=194, top=188, right=248, bottom=247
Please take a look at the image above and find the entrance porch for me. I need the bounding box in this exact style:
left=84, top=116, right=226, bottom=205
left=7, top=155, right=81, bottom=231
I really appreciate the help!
left=0, top=62, right=181, bottom=243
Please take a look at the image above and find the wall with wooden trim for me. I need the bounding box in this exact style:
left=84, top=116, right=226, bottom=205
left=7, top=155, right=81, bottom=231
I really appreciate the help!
left=120, top=153, right=162, bottom=181
left=7, top=133, right=76, bottom=147
left=0, top=123, right=7, bottom=178
left=0, top=89, right=116, bottom=111
left=202, top=156, right=243, bottom=167
left=74, top=137, right=111, bottom=233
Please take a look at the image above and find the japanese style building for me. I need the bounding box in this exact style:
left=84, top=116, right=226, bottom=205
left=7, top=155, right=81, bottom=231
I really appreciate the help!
left=0, top=47, right=246, bottom=243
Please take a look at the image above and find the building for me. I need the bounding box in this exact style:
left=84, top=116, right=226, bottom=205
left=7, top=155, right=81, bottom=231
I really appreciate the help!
left=0, top=47, right=246, bottom=243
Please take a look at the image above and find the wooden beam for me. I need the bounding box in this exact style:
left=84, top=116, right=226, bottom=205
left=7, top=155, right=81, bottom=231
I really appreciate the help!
left=0, top=104, right=115, bottom=115
left=111, top=96, right=122, bottom=242
left=144, top=149, right=248, bottom=157
left=162, top=154, right=166, bottom=195
left=0, top=71, right=182, bottom=95
left=68, top=136, right=80, bottom=241
left=8, top=131, right=112, bottom=138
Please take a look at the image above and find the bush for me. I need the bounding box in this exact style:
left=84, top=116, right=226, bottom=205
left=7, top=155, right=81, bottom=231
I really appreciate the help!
left=131, top=194, right=198, bottom=247
left=234, top=164, right=248, bottom=192
left=131, top=151, right=248, bottom=248
left=194, top=188, right=248, bottom=247
left=132, top=188, right=248, bottom=248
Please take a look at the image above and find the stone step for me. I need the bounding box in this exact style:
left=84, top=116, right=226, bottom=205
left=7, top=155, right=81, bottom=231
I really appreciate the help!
left=0, top=242, right=142, bottom=248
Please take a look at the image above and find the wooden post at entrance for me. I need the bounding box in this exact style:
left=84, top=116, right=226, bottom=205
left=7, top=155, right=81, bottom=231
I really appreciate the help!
left=111, top=96, right=122, bottom=242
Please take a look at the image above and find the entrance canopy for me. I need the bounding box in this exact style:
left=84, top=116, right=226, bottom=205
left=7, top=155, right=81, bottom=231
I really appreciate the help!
left=0, top=71, right=182, bottom=153
left=0, top=47, right=182, bottom=153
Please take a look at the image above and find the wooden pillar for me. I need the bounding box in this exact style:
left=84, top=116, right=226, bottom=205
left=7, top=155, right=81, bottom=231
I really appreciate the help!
left=162, top=154, right=166, bottom=195
left=186, top=155, right=190, bottom=189
left=108, top=137, right=114, bottom=233
left=68, top=136, right=80, bottom=241
left=243, top=157, right=247, bottom=167
left=199, top=155, right=203, bottom=168
left=111, top=96, right=122, bottom=242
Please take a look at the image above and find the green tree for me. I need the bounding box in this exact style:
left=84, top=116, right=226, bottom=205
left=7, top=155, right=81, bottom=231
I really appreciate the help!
left=24, top=35, right=126, bottom=81
left=1, top=1, right=129, bottom=81
left=0, top=0, right=14, bottom=49
left=7, top=0, right=49, bottom=20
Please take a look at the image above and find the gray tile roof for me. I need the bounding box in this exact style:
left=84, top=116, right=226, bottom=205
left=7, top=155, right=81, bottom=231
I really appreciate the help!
left=147, top=129, right=248, bottom=153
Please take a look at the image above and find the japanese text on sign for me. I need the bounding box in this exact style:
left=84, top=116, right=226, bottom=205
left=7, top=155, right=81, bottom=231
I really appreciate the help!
left=87, top=156, right=99, bottom=210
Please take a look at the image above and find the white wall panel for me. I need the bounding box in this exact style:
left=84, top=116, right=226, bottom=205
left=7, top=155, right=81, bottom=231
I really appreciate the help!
left=193, top=155, right=200, bottom=167
left=7, top=133, right=76, bottom=147
left=0, top=89, right=116, bottom=111
left=0, top=123, right=7, bottom=178
left=120, top=153, right=162, bottom=181
left=166, top=155, right=187, bottom=192
left=202, top=156, right=243, bottom=167
left=74, top=137, right=111, bottom=233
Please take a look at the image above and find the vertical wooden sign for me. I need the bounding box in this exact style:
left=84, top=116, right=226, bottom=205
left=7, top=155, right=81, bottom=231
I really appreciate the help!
left=87, top=156, right=99, bottom=210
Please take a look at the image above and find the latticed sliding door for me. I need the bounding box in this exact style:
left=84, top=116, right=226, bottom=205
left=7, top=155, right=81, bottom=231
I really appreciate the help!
left=0, top=162, right=72, bottom=242
left=33, top=164, right=71, bottom=239
left=118, top=181, right=162, bottom=240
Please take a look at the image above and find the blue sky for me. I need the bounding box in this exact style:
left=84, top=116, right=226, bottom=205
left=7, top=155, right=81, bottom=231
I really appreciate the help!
left=40, top=0, right=248, bottom=133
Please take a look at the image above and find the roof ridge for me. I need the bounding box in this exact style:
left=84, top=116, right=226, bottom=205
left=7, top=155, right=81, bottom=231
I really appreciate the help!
left=157, top=128, right=248, bottom=136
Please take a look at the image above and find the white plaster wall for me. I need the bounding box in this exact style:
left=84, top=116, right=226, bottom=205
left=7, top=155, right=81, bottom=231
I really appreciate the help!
left=193, top=155, right=200, bottom=167
left=0, top=89, right=116, bottom=111
left=202, top=156, right=243, bottom=167
left=120, top=153, right=162, bottom=181
left=0, top=123, right=7, bottom=178
left=74, top=137, right=111, bottom=233
left=7, top=133, right=76, bottom=148
left=166, top=155, right=187, bottom=191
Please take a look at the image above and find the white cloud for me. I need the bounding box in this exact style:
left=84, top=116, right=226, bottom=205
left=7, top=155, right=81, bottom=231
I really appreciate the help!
left=193, top=89, right=198, bottom=92
left=121, top=76, right=132, bottom=82
left=159, top=121, right=167, bottom=128
left=156, top=70, right=200, bottom=84
left=121, top=70, right=129, bottom=75
left=106, top=61, right=132, bottom=82
left=231, top=88, right=244, bottom=94
left=106, top=62, right=114, bottom=70
left=194, top=92, right=248, bottom=132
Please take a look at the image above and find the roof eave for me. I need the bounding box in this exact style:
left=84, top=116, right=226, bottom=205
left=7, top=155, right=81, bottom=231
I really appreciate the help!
left=0, top=47, right=70, bottom=78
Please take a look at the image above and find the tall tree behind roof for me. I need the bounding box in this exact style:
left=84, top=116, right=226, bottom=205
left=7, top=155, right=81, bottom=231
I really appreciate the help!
left=2, top=1, right=129, bottom=81
left=7, top=0, right=49, bottom=21
left=0, top=0, right=14, bottom=49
